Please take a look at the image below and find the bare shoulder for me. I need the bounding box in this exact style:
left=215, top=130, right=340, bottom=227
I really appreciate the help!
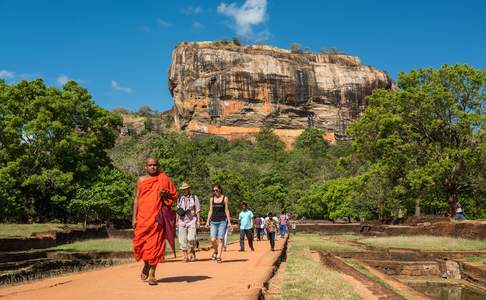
left=137, top=175, right=150, bottom=184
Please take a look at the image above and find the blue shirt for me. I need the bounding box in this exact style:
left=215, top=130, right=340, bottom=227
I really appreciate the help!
left=239, top=210, right=254, bottom=230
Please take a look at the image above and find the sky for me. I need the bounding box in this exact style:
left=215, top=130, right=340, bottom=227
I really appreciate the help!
left=1, top=0, right=485, bottom=112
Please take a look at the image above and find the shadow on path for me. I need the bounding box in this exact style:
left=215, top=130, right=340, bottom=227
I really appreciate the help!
left=218, top=259, right=248, bottom=263
left=157, top=275, right=211, bottom=283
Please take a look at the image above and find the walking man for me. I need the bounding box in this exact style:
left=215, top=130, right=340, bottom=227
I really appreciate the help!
left=238, top=202, right=254, bottom=251
left=176, top=182, right=200, bottom=262
left=265, top=212, right=278, bottom=251
left=133, top=157, right=178, bottom=285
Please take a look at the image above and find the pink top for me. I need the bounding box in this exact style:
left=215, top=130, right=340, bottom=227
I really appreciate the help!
left=279, top=214, right=289, bottom=226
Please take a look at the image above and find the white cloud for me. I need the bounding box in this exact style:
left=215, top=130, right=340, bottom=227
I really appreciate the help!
left=156, top=18, right=171, bottom=28
left=57, top=75, right=69, bottom=85
left=111, top=80, right=132, bottom=93
left=181, top=5, right=205, bottom=15
left=192, top=21, right=204, bottom=29
left=217, top=0, right=267, bottom=38
left=0, top=69, right=15, bottom=80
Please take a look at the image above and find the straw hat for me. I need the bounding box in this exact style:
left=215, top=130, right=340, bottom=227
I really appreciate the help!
left=179, top=182, right=191, bottom=190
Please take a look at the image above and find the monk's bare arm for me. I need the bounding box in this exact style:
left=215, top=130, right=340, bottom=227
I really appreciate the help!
left=132, top=177, right=143, bottom=228
left=224, top=197, right=231, bottom=226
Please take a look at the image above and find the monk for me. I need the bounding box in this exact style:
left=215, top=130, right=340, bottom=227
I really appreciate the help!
left=132, top=157, right=178, bottom=285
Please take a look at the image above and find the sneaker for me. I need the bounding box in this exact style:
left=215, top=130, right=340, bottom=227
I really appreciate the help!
left=250, top=247, right=255, bottom=251
left=239, top=249, right=245, bottom=252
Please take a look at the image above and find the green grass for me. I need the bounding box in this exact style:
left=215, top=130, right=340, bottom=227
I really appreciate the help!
left=54, top=238, right=132, bottom=252
left=361, top=235, right=486, bottom=251
left=282, top=234, right=361, bottom=300
left=0, top=223, right=80, bottom=238
left=465, top=257, right=486, bottom=265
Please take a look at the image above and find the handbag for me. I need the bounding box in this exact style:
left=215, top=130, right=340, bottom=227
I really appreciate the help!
left=177, top=194, right=194, bottom=217
left=177, top=207, right=186, bottom=217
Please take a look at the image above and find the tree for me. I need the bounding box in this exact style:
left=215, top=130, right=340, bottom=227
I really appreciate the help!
left=0, top=79, right=122, bottom=222
left=290, top=43, right=301, bottom=53
left=70, top=167, right=134, bottom=227
left=137, top=105, right=157, bottom=117
left=293, top=128, right=329, bottom=157
left=348, top=65, right=486, bottom=216
left=254, top=127, right=285, bottom=163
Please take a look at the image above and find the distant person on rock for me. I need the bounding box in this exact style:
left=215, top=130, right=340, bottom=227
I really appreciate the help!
left=132, top=157, right=178, bottom=285
left=176, top=182, right=200, bottom=262
left=205, top=184, right=231, bottom=263
left=455, top=203, right=466, bottom=221
left=265, top=212, right=279, bottom=251
left=238, top=202, right=254, bottom=251
left=278, top=210, right=289, bottom=238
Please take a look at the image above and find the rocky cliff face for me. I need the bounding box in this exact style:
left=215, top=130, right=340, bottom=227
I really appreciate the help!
left=168, top=41, right=391, bottom=147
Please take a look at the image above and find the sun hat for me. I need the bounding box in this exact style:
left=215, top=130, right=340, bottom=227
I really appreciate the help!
left=179, top=182, right=191, bottom=190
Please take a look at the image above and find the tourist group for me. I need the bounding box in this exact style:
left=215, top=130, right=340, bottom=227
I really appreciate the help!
left=132, top=157, right=293, bottom=285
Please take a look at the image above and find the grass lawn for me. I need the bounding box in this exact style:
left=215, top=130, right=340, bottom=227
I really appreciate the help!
left=361, top=235, right=486, bottom=251
left=54, top=238, right=133, bottom=252
left=0, top=223, right=80, bottom=238
left=282, top=234, right=361, bottom=300
left=465, top=257, right=486, bottom=265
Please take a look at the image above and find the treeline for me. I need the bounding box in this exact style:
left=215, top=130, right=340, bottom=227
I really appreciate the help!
left=0, top=64, right=485, bottom=225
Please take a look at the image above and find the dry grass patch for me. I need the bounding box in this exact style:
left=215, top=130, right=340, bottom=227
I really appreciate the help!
left=361, top=235, right=486, bottom=251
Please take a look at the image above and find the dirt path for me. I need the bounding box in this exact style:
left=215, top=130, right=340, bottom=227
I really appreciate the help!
left=0, top=237, right=286, bottom=300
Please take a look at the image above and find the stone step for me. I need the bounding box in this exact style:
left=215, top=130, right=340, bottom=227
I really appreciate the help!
left=0, top=258, right=52, bottom=271
left=0, top=259, right=117, bottom=285
left=0, top=250, right=48, bottom=263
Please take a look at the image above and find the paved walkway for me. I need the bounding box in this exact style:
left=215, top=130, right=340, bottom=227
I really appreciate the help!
left=0, top=237, right=286, bottom=300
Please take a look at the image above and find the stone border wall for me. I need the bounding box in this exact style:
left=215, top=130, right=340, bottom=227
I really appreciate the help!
left=0, top=226, right=109, bottom=252
left=296, top=222, right=486, bottom=240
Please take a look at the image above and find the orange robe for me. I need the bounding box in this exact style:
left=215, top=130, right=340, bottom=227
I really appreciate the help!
left=133, top=172, right=178, bottom=265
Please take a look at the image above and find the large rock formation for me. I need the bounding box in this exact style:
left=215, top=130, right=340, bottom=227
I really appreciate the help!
left=168, top=41, right=391, bottom=147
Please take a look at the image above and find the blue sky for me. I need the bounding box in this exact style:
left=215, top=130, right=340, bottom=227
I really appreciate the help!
left=1, top=0, right=485, bottom=112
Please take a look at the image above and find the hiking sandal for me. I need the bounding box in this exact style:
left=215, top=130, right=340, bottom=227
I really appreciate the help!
left=211, top=253, right=217, bottom=260
left=216, top=257, right=222, bottom=263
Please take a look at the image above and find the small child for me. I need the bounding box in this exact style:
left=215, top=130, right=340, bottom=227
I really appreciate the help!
left=291, top=221, right=297, bottom=235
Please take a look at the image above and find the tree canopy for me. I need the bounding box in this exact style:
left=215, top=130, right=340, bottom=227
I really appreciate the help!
left=0, top=79, right=122, bottom=222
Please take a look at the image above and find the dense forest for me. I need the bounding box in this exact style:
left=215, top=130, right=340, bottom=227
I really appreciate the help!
left=0, top=64, right=485, bottom=225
